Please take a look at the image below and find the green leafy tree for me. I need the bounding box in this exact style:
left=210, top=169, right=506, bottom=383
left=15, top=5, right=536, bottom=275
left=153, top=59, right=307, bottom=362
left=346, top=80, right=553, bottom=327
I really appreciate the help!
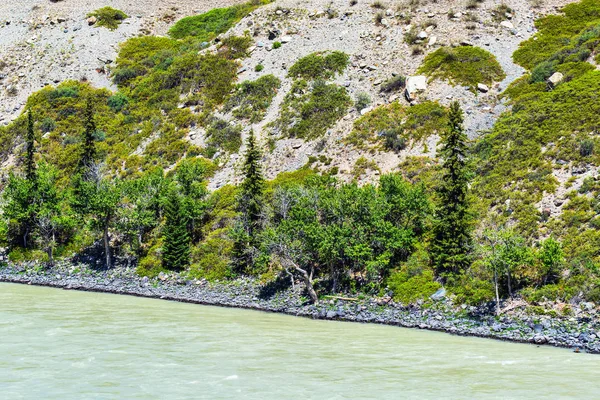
left=2, top=174, right=36, bottom=248
left=162, top=187, right=190, bottom=271
left=431, top=101, right=473, bottom=276
left=537, top=237, right=564, bottom=285
left=118, top=168, right=167, bottom=253
left=35, top=162, right=75, bottom=266
left=480, top=228, right=533, bottom=314
left=74, top=164, right=121, bottom=267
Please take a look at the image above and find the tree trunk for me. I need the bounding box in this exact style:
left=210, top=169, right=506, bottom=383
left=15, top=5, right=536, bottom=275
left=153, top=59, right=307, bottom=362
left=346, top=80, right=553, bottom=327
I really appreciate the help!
left=506, top=269, right=512, bottom=298
left=494, top=270, right=500, bottom=316
left=298, top=268, right=318, bottom=304
left=103, top=222, right=111, bottom=268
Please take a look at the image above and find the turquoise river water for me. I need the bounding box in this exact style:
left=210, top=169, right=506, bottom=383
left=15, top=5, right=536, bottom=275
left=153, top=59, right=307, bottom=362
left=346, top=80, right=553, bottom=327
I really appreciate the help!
left=1, top=283, right=599, bottom=399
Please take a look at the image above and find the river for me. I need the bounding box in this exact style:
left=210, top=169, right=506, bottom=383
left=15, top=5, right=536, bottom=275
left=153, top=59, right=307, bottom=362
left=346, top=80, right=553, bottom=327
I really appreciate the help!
left=1, top=283, right=599, bottom=399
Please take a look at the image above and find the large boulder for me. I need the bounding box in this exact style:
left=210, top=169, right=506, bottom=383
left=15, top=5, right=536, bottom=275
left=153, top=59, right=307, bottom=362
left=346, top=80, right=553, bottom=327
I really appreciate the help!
left=405, top=76, right=427, bottom=101
left=548, top=72, right=564, bottom=87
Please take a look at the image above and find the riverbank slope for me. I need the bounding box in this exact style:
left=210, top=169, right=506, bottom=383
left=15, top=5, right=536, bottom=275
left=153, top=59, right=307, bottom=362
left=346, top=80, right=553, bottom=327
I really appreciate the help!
left=2, top=263, right=599, bottom=354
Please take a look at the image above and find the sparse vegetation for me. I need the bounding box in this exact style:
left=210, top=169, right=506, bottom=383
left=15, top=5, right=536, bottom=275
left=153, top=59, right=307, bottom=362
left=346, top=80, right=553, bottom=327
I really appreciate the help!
left=418, top=46, right=506, bottom=90
left=288, top=51, right=349, bottom=80
left=87, top=7, right=128, bottom=30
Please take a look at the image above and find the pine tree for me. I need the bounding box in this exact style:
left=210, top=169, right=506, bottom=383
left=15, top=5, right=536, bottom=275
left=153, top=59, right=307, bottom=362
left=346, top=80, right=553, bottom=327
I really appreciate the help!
left=162, top=188, right=190, bottom=271
left=431, top=101, right=473, bottom=276
left=80, top=98, right=97, bottom=171
left=25, top=110, right=36, bottom=184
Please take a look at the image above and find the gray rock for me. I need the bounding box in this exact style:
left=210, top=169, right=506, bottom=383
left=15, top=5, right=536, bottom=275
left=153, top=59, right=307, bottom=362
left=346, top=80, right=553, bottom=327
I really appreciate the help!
left=477, top=83, right=489, bottom=93
left=405, top=75, right=427, bottom=101
left=326, top=310, right=336, bottom=319
left=547, top=72, right=564, bottom=87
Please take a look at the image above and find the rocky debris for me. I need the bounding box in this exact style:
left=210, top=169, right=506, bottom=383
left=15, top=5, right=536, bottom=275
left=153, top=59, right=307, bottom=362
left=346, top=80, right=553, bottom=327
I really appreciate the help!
left=86, top=16, right=97, bottom=26
left=500, top=20, right=514, bottom=30
left=405, top=76, right=427, bottom=101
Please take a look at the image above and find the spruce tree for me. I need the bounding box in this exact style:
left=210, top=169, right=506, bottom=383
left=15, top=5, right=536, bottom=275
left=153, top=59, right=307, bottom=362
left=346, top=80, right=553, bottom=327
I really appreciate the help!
left=238, top=129, right=265, bottom=236
left=232, top=130, right=265, bottom=273
left=162, top=188, right=190, bottom=271
left=431, top=101, right=473, bottom=276
left=80, top=98, right=97, bottom=171
left=25, top=110, right=36, bottom=184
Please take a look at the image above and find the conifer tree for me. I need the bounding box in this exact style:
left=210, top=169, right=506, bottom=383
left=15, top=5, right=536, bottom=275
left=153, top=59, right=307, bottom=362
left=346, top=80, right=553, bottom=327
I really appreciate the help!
left=231, top=130, right=265, bottom=273
left=25, top=110, right=36, bottom=184
left=162, top=188, right=190, bottom=271
left=431, top=101, right=473, bottom=276
left=80, top=98, right=97, bottom=171
left=238, top=129, right=265, bottom=237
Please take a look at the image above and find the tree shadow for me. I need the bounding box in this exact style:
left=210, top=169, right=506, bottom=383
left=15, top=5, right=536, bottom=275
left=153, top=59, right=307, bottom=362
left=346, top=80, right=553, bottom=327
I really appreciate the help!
left=258, top=273, right=292, bottom=300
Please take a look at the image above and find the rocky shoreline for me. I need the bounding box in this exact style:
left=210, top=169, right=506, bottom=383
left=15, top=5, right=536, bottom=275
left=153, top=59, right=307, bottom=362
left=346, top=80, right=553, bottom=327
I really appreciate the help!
left=1, top=263, right=600, bottom=354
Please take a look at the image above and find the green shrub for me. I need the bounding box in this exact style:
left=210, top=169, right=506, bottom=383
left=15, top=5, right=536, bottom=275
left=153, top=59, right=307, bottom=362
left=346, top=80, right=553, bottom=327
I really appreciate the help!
left=388, top=268, right=441, bottom=304
left=88, top=7, right=128, bottom=30
left=255, top=64, right=264, bottom=72
left=418, top=46, right=506, bottom=89
left=579, top=139, right=594, bottom=156
left=272, top=41, right=282, bottom=49
left=189, top=229, right=234, bottom=281
left=205, top=117, right=243, bottom=153
left=220, top=34, right=254, bottom=59
left=346, top=101, right=447, bottom=150
left=355, top=92, right=371, bottom=111
left=168, top=1, right=268, bottom=40
left=351, top=156, right=380, bottom=179
left=380, top=75, right=406, bottom=93
left=288, top=51, right=349, bottom=80
left=513, top=0, right=600, bottom=70
left=272, top=79, right=351, bottom=139
left=8, top=248, right=49, bottom=264
left=107, top=93, right=129, bottom=112
left=225, top=74, right=281, bottom=123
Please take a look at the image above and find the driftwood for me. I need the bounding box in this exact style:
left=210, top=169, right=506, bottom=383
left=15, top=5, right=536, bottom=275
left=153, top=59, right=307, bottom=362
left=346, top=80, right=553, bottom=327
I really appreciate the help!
left=323, top=295, right=359, bottom=302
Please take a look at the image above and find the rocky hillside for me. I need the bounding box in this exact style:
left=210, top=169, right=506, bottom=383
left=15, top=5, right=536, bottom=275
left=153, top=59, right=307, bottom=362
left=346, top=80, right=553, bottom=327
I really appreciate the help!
left=2, top=0, right=600, bottom=255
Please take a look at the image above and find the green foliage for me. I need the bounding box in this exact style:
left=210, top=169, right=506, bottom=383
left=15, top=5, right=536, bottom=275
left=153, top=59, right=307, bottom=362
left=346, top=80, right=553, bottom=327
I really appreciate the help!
left=272, top=41, right=282, bottom=49
left=260, top=173, right=432, bottom=293
left=219, top=34, right=254, bottom=59
left=255, top=64, right=264, bottom=72
left=418, top=46, right=506, bottom=89
left=355, top=92, right=371, bottom=111
left=225, top=74, right=281, bottom=123
left=431, top=102, right=473, bottom=275
left=168, top=1, right=268, bottom=40
left=512, top=0, right=600, bottom=70
left=351, top=156, right=379, bottom=180
left=273, top=79, right=351, bottom=139
left=88, top=7, right=128, bottom=30
left=288, top=51, right=349, bottom=80
left=232, top=130, right=265, bottom=273
left=346, top=101, right=447, bottom=150
left=380, top=75, right=406, bottom=93
left=388, top=268, right=440, bottom=304
left=189, top=229, right=233, bottom=281
left=162, top=188, right=191, bottom=271
left=205, top=117, right=243, bottom=154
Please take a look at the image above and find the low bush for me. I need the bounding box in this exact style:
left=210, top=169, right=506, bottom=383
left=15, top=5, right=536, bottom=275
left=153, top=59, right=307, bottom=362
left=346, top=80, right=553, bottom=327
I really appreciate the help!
left=88, top=7, right=128, bottom=30
left=418, top=46, right=506, bottom=89
left=288, top=51, right=349, bottom=80
left=225, top=74, right=281, bottom=123
left=272, top=79, right=351, bottom=139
